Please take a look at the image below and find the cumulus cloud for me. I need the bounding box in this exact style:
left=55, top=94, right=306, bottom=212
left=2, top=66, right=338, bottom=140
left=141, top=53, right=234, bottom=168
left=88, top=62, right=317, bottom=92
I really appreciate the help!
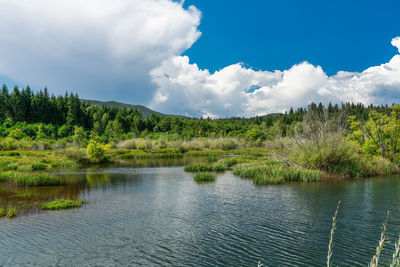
left=150, top=37, right=400, bottom=117
left=0, top=0, right=201, bottom=102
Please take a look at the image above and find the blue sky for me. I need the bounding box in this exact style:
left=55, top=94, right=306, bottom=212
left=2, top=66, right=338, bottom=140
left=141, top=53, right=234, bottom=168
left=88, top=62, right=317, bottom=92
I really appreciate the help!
left=183, top=0, right=400, bottom=75
left=0, top=0, right=400, bottom=117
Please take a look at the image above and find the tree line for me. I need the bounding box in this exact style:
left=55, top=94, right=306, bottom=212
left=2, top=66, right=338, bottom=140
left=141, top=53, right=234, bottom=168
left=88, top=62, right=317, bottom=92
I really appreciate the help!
left=0, top=84, right=397, bottom=142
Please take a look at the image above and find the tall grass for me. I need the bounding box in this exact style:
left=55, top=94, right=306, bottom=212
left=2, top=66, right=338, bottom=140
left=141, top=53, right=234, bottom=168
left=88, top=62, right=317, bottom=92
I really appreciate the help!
left=193, top=172, right=216, bottom=182
left=233, top=163, right=320, bottom=184
left=0, top=171, right=62, bottom=186
left=6, top=206, right=17, bottom=218
left=326, top=203, right=400, bottom=267
left=184, top=162, right=226, bottom=172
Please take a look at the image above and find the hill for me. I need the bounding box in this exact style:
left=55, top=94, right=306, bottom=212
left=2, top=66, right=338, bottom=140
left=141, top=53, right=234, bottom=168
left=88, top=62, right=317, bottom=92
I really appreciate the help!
left=82, top=99, right=166, bottom=118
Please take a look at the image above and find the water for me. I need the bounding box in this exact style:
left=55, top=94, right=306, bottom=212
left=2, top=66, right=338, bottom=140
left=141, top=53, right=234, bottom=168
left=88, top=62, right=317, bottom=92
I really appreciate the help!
left=1, top=160, right=400, bottom=266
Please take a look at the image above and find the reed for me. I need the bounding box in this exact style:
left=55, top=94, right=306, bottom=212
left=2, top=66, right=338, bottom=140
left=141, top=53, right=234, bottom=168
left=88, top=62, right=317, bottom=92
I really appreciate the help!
left=6, top=206, right=17, bottom=218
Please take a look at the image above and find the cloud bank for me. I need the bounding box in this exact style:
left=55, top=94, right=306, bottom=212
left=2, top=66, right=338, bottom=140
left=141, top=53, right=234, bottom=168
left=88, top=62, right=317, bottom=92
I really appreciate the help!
left=0, top=0, right=201, bottom=102
left=150, top=37, right=400, bottom=118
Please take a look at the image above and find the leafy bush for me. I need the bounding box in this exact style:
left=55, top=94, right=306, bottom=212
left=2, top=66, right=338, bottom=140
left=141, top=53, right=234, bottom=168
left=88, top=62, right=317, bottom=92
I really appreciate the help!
left=63, top=146, right=87, bottom=162
left=86, top=140, right=108, bottom=163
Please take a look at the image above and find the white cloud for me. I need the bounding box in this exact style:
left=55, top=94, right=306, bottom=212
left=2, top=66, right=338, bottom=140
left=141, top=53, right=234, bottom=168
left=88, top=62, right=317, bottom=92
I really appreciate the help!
left=150, top=37, right=400, bottom=117
left=0, top=0, right=201, bottom=102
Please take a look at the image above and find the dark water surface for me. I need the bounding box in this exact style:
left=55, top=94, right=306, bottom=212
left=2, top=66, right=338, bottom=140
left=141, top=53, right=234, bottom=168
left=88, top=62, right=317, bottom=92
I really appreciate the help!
left=1, top=160, right=400, bottom=266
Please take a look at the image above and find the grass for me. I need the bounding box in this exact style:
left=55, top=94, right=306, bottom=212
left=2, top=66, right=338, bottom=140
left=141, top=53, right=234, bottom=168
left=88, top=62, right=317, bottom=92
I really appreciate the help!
left=0, top=171, right=62, bottom=186
left=194, top=172, right=216, bottom=182
left=233, top=163, right=320, bottom=184
left=0, top=207, right=5, bottom=217
left=184, top=162, right=226, bottom=172
left=6, top=206, right=17, bottom=218
left=41, top=199, right=85, bottom=210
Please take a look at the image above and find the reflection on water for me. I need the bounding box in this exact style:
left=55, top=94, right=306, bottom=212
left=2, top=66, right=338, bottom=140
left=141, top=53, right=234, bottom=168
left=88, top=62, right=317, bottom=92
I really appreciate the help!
left=0, top=158, right=205, bottom=214
left=1, top=159, right=400, bottom=266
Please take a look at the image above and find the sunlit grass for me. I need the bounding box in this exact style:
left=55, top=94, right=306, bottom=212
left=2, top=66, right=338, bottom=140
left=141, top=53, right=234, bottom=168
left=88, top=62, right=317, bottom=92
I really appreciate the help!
left=41, top=199, right=85, bottom=210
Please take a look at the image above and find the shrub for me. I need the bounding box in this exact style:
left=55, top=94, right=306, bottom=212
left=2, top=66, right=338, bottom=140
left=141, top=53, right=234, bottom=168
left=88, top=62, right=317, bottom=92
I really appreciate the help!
left=63, top=146, right=87, bottom=162
left=290, top=136, right=367, bottom=177
left=117, top=139, right=137, bottom=149
left=86, top=140, right=107, bottom=163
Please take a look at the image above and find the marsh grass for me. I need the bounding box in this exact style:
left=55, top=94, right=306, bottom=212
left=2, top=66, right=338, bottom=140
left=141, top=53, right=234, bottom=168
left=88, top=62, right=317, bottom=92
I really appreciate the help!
left=41, top=199, right=85, bottom=210
left=194, top=172, right=216, bottom=182
left=0, top=171, right=62, bottom=186
left=0, top=207, right=5, bottom=217
left=233, top=163, right=320, bottom=184
left=184, top=162, right=226, bottom=172
left=6, top=206, right=17, bottom=218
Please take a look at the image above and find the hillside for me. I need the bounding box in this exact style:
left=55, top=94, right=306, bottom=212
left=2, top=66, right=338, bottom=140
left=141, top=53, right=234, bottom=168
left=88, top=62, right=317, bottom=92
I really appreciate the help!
left=82, top=99, right=166, bottom=118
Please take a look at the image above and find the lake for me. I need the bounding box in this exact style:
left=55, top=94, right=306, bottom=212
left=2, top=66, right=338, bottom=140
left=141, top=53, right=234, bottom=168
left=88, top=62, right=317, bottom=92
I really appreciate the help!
left=1, top=159, right=400, bottom=266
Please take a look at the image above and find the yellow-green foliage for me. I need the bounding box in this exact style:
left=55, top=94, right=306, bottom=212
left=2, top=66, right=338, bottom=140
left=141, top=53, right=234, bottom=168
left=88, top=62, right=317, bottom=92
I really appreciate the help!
left=290, top=135, right=398, bottom=178
left=41, top=199, right=85, bottom=210
left=6, top=207, right=17, bottom=218
left=0, top=207, right=5, bottom=217
left=86, top=140, right=109, bottom=163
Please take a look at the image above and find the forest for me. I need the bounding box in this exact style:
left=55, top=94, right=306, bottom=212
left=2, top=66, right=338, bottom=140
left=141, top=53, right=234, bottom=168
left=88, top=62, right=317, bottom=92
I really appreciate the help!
left=0, top=84, right=395, bottom=144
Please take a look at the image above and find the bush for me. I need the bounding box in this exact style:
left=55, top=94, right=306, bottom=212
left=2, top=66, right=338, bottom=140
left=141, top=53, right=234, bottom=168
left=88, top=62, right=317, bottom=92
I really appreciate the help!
left=86, top=140, right=108, bottom=163
left=290, top=136, right=367, bottom=177
left=63, top=146, right=87, bottom=162
left=117, top=139, right=137, bottom=149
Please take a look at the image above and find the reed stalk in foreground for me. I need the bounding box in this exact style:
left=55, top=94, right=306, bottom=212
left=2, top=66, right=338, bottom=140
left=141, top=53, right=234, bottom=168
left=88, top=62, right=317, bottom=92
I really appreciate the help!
left=390, top=234, right=400, bottom=267
left=369, top=211, right=390, bottom=267
left=327, top=201, right=341, bottom=267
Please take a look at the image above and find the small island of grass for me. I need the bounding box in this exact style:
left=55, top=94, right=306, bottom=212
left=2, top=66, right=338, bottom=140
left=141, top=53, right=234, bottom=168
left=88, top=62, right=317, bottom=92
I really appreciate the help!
left=41, top=199, right=85, bottom=210
left=194, top=172, right=216, bottom=182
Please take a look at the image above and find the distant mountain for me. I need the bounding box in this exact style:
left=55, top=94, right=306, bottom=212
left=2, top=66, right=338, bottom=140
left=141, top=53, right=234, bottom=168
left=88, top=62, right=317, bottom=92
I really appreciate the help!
left=82, top=99, right=167, bottom=118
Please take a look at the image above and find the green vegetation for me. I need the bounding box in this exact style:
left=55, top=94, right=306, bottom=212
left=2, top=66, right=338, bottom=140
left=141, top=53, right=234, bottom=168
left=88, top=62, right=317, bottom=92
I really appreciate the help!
left=0, top=171, right=61, bottom=186
left=41, top=199, right=85, bottom=210
left=193, top=172, right=216, bottom=182
left=6, top=207, right=17, bottom=218
left=184, top=162, right=226, bottom=172
left=0, top=85, right=399, bottom=187
left=0, top=207, right=5, bottom=217
left=233, top=162, right=320, bottom=184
